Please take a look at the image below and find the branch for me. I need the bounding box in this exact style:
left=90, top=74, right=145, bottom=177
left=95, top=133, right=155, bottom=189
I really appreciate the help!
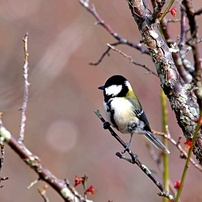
left=181, top=0, right=202, bottom=163
left=79, top=0, right=149, bottom=65
left=152, top=0, right=166, bottom=21
left=89, top=42, right=119, bottom=66
left=153, top=129, right=202, bottom=173
left=182, top=0, right=202, bottom=98
left=38, top=184, right=50, bottom=202
left=125, top=0, right=202, bottom=163
left=94, top=109, right=174, bottom=201
left=107, top=44, right=157, bottom=76
left=0, top=139, right=8, bottom=188
left=19, top=33, right=30, bottom=143
left=194, top=8, right=202, bottom=16
left=0, top=119, right=92, bottom=202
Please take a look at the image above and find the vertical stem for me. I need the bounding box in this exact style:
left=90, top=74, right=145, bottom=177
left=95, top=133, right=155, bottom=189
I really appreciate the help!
left=159, top=0, right=176, bottom=21
left=161, top=89, right=169, bottom=202
left=175, top=109, right=202, bottom=202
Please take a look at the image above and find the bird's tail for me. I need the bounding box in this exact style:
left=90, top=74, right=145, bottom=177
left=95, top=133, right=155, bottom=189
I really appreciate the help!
left=144, top=131, right=170, bottom=154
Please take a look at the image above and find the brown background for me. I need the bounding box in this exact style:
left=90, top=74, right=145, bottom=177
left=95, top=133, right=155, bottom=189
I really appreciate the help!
left=0, top=0, right=202, bottom=201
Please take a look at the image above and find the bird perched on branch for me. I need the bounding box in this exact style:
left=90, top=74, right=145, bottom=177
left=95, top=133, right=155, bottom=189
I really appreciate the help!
left=98, top=75, right=170, bottom=154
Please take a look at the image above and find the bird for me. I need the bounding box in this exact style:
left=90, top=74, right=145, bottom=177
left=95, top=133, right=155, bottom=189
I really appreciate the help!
left=98, top=75, right=170, bottom=154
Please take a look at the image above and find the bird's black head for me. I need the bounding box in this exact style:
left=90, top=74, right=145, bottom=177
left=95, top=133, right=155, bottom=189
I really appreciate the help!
left=98, top=75, right=130, bottom=101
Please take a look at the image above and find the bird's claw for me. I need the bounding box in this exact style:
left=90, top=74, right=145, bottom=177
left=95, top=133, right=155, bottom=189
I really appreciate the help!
left=122, top=142, right=131, bottom=153
left=103, top=121, right=110, bottom=129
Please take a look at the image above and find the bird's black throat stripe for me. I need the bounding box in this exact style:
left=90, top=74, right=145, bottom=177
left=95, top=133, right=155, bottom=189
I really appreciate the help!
left=106, top=100, right=119, bottom=130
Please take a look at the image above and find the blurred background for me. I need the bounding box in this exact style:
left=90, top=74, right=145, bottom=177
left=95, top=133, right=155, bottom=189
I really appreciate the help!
left=0, top=0, right=202, bottom=201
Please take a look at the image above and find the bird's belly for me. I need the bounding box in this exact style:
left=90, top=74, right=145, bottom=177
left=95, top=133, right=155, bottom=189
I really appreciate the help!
left=114, top=109, right=139, bottom=134
left=105, top=98, right=140, bottom=134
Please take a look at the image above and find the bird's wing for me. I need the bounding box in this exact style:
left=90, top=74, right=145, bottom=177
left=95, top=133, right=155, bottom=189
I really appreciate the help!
left=137, top=110, right=152, bottom=131
left=127, top=96, right=152, bottom=131
left=145, top=131, right=170, bottom=154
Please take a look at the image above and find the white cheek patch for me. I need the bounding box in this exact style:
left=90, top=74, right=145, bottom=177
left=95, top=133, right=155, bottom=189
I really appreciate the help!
left=105, top=85, right=122, bottom=96
left=125, top=81, right=132, bottom=90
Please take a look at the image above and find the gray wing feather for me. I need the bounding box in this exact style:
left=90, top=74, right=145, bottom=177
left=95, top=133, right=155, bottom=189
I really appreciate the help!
left=144, top=131, right=170, bottom=154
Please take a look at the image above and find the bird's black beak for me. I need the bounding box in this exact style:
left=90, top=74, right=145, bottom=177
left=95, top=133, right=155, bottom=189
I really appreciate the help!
left=98, top=86, right=104, bottom=90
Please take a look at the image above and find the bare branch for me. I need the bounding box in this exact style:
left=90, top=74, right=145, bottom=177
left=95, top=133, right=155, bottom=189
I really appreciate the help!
left=182, top=0, right=202, bottom=84
left=19, top=33, right=30, bottom=143
left=79, top=0, right=149, bottom=65
left=38, top=184, right=50, bottom=202
left=152, top=0, right=166, bottom=21
left=0, top=120, right=92, bottom=202
left=107, top=44, right=157, bottom=76
left=89, top=42, right=119, bottom=65
left=0, top=139, right=8, bottom=188
left=194, top=8, right=202, bottom=16
left=159, top=7, right=193, bottom=83
left=153, top=129, right=202, bottom=173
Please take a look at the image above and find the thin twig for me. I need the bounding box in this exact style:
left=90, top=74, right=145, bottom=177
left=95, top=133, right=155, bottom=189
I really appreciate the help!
left=19, top=33, right=30, bottom=143
left=153, top=129, right=202, bottom=173
left=167, top=19, right=180, bottom=23
left=0, top=140, right=8, bottom=188
left=38, top=184, right=50, bottom=202
left=27, top=179, right=39, bottom=189
left=177, top=5, right=194, bottom=81
left=0, top=112, right=8, bottom=189
left=160, top=15, right=192, bottom=83
left=182, top=0, right=202, bottom=105
left=90, top=42, right=119, bottom=65
left=185, top=36, right=202, bottom=53
left=0, top=142, right=4, bottom=176
left=152, top=0, right=166, bottom=21
left=194, top=8, right=202, bottom=16
left=107, top=44, right=157, bottom=76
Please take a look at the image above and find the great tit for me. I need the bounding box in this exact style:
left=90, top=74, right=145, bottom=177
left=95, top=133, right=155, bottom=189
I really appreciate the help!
left=98, top=75, right=170, bottom=154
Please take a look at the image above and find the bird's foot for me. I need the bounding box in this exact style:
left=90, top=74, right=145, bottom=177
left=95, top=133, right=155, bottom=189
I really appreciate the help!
left=122, top=142, right=131, bottom=153
left=103, top=121, right=110, bottom=129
